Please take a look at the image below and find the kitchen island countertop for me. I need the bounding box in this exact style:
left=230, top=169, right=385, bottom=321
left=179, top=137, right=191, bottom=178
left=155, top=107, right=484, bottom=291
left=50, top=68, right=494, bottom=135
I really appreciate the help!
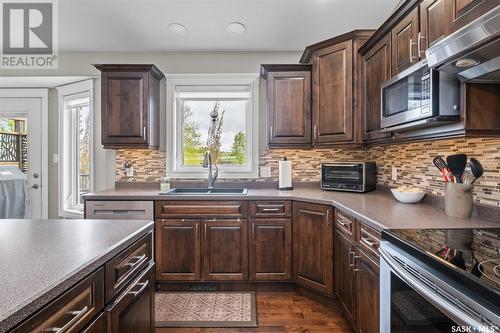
left=0, top=219, right=154, bottom=333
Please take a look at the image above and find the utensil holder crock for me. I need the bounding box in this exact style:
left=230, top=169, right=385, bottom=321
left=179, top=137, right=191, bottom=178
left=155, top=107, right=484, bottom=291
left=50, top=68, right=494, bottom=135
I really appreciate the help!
left=444, top=183, right=473, bottom=218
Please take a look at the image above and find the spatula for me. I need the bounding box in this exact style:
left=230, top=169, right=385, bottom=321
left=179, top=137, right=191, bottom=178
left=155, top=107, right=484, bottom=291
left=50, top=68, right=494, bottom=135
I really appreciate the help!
left=446, top=154, right=467, bottom=183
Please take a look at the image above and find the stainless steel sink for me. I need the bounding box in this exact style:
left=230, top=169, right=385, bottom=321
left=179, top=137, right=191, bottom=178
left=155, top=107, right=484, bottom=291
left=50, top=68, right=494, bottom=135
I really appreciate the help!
left=161, top=188, right=248, bottom=195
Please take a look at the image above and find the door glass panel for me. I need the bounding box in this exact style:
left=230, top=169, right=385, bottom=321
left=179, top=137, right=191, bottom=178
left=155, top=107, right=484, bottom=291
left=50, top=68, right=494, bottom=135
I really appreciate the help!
left=0, top=117, right=29, bottom=218
left=390, top=273, right=457, bottom=332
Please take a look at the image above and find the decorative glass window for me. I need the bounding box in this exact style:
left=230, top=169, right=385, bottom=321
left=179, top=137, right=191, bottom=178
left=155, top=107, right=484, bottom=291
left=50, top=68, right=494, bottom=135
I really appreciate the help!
left=166, top=75, right=259, bottom=178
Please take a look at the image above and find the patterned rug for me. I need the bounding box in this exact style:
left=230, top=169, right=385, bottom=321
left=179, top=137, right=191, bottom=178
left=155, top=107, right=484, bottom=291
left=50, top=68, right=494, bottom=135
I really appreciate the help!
left=155, top=292, right=257, bottom=328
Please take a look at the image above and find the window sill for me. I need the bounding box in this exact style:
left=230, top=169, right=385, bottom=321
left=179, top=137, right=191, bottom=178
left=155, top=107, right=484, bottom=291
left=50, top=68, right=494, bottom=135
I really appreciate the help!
left=168, top=171, right=259, bottom=179
left=60, top=209, right=84, bottom=219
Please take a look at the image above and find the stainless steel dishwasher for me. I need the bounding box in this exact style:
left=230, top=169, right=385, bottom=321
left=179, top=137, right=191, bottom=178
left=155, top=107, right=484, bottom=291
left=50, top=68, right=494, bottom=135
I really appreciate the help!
left=85, top=200, right=154, bottom=220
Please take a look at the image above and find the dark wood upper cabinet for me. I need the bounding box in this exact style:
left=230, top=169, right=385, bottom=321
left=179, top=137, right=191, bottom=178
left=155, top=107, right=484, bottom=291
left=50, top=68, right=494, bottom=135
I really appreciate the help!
left=356, top=250, right=380, bottom=333
left=391, top=7, right=420, bottom=75
left=94, top=64, right=164, bottom=149
left=202, top=219, right=248, bottom=281
left=447, top=0, right=500, bottom=33
left=334, top=231, right=357, bottom=330
left=419, top=0, right=449, bottom=55
left=300, top=30, right=373, bottom=146
left=312, top=41, right=354, bottom=144
left=293, top=202, right=334, bottom=296
left=361, top=34, right=392, bottom=142
left=249, top=218, right=292, bottom=281
left=155, top=220, right=201, bottom=281
left=261, top=64, right=312, bottom=148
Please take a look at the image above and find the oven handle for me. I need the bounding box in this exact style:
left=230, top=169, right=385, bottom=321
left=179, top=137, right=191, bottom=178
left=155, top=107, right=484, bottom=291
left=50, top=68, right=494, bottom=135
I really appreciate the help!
left=379, top=247, right=485, bottom=330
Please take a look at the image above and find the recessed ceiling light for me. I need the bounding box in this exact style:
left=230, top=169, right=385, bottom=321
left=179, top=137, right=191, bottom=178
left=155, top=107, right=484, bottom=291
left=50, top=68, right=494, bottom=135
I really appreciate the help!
left=226, top=22, right=246, bottom=34
left=455, top=58, right=480, bottom=68
left=168, top=23, right=187, bottom=35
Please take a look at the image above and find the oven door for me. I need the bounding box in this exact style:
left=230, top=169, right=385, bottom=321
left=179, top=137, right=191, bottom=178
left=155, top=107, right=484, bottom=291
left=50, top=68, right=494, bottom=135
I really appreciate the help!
left=379, top=242, right=495, bottom=333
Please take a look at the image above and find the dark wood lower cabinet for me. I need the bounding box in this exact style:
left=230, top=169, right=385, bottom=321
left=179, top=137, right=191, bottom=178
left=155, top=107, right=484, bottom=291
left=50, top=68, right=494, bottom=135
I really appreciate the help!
left=155, top=220, right=201, bottom=281
left=106, top=264, right=155, bottom=333
left=334, top=231, right=357, bottom=330
left=293, top=202, right=334, bottom=296
left=249, top=218, right=292, bottom=281
left=202, top=219, right=248, bottom=281
left=356, top=251, right=380, bottom=333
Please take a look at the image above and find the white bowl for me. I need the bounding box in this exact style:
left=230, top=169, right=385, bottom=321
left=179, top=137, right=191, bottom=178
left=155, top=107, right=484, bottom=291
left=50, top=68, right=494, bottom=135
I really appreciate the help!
left=391, top=189, right=426, bottom=204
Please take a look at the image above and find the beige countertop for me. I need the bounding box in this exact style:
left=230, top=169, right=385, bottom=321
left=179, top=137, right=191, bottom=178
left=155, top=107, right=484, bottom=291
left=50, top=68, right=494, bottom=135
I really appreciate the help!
left=84, top=185, right=500, bottom=232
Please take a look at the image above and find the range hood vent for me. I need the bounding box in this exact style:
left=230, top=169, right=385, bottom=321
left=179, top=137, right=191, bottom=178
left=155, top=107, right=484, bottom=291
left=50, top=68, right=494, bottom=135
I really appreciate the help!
left=426, top=5, right=500, bottom=82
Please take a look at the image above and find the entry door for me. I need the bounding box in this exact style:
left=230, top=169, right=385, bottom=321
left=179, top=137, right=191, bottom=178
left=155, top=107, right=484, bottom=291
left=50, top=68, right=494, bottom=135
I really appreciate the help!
left=0, top=92, right=46, bottom=218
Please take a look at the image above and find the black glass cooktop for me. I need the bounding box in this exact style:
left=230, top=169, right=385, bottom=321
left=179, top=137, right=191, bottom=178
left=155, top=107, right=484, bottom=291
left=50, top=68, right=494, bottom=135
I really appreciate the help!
left=383, top=228, right=500, bottom=299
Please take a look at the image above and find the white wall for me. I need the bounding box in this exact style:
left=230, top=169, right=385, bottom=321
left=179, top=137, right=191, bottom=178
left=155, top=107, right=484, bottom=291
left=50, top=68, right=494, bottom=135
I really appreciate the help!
left=0, top=51, right=302, bottom=218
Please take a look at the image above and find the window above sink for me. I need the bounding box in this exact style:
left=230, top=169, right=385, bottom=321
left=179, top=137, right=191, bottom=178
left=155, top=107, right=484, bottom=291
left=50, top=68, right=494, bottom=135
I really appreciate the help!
left=166, top=74, right=259, bottom=179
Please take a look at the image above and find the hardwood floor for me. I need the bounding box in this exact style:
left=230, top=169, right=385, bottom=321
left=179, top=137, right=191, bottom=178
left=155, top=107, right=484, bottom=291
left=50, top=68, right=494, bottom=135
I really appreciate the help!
left=155, top=290, right=353, bottom=333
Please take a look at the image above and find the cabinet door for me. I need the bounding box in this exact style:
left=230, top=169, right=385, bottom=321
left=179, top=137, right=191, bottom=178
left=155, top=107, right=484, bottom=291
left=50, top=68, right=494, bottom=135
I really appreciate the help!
left=156, top=220, right=201, bottom=281
left=356, top=251, right=380, bottom=333
left=293, top=202, right=334, bottom=296
left=391, top=7, right=419, bottom=75
left=312, top=41, right=353, bottom=144
left=101, top=71, right=148, bottom=146
left=334, top=231, right=357, bottom=329
left=267, top=71, right=312, bottom=147
left=106, top=265, right=155, bottom=333
left=362, top=35, right=391, bottom=142
left=249, top=218, right=292, bottom=281
left=420, top=0, right=448, bottom=55
left=448, top=0, right=500, bottom=33
left=202, top=219, right=248, bottom=281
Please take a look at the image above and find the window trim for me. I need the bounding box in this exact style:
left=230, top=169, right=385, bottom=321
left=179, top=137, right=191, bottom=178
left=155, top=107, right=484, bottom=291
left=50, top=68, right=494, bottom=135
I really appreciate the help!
left=57, top=80, right=94, bottom=218
left=166, top=74, right=260, bottom=179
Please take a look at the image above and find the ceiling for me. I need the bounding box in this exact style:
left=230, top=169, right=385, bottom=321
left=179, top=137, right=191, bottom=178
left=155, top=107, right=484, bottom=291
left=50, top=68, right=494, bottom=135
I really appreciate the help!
left=59, top=0, right=400, bottom=52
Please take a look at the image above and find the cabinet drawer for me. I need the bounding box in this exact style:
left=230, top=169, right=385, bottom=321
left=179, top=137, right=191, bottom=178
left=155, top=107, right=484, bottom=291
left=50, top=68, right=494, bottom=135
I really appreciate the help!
left=335, top=209, right=356, bottom=239
left=85, top=200, right=154, bottom=220
left=249, top=201, right=291, bottom=217
left=105, top=233, right=153, bottom=302
left=13, top=269, right=104, bottom=333
left=357, top=223, right=381, bottom=260
left=156, top=201, right=247, bottom=219
left=81, top=313, right=105, bottom=333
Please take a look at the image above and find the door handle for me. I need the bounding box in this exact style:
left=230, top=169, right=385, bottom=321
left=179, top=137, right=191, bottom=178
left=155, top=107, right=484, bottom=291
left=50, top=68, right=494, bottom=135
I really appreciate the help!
left=417, top=32, right=425, bottom=57
left=31, top=184, right=40, bottom=189
left=409, top=38, right=417, bottom=63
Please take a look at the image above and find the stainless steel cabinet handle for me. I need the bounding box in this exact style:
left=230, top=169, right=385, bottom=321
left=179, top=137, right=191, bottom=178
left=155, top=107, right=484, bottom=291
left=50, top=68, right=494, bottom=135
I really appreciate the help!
left=252, top=222, right=255, bottom=239
left=313, top=125, right=318, bottom=140
left=143, top=126, right=147, bottom=139
left=269, top=126, right=273, bottom=138
left=195, top=223, right=199, bottom=239
left=124, top=254, right=146, bottom=267
left=204, top=223, right=207, bottom=240
left=417, top=32, right=425, bottom=57
left=409, top=38, right=418, bottom=63
left=361, top=236, right=377, bottom=248
left=262, top=207, right=281, bottom=212
left=127, top=280, right=149, bottom=298
left=43, top=306, right=89, bottom=333
left=349, top=250, right=356, bottom=268
left=353, top=255, right=362, bottom=272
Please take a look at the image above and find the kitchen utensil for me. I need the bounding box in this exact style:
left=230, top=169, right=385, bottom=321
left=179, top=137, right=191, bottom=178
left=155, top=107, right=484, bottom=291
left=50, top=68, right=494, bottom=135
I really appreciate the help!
left=469, top=158, right=484, bottom=184
left=432, top=156, right=453, bottom=182
left=446, top=154, right=467, bottom=183
left=391, top=188, right=426, bottom=204
left=461, top=170, right=475, bottom=184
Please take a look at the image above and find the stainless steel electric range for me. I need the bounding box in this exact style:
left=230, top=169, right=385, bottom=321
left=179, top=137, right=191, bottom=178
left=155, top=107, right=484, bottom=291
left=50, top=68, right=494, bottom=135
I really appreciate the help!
left=380, top=228, right=500, bottom=333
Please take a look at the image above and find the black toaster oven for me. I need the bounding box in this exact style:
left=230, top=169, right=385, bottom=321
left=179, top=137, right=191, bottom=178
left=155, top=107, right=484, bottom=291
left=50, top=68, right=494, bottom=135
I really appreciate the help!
left=321, top=162, right=377, bottom=193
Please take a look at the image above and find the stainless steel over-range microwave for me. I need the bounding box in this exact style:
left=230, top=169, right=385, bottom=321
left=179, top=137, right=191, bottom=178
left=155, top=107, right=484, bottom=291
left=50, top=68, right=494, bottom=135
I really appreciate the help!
left=381, top=59, right=461, bottom=132
left=321, top=162, right=377, bottom=193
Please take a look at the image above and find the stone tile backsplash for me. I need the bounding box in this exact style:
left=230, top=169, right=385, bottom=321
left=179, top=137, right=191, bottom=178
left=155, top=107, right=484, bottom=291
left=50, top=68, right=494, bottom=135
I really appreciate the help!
left=115, top=137, right=500, bottom=207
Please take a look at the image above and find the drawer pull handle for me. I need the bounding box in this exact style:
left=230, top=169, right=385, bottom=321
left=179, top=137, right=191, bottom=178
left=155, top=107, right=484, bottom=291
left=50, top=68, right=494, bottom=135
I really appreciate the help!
left=261, top=208, right=281, bottom=212
left=127, top=280, right=149, bottom=298
left=337, top=220, right=350, bottom=227
left=124, top=254, right=146, bottom=267
left=361, top=237, right=378, bottom=248
left=43, top=306, right=89, bottom=333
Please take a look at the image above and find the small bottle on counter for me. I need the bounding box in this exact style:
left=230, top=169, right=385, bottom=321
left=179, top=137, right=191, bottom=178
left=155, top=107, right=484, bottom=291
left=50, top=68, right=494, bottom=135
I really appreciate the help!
left=160, top=174, right=171, bottom=193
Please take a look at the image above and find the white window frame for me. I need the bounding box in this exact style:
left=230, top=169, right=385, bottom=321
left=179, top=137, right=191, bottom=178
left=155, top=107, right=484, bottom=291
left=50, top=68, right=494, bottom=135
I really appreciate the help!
left=57, top=80, right=94, bottom=218
left=166, top=74, right=260, bottom=179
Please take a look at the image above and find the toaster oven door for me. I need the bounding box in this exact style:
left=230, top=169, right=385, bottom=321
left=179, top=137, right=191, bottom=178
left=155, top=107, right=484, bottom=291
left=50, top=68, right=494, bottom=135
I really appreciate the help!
left=322, top=164, right=363, bottom=190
